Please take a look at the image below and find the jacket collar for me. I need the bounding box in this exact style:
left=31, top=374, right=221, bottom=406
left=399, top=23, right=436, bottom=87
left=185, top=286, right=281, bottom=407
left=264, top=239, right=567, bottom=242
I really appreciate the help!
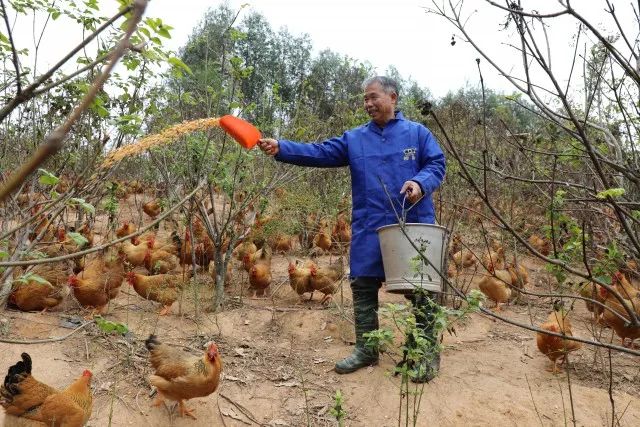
left=368, top=110, right=404, bottom=133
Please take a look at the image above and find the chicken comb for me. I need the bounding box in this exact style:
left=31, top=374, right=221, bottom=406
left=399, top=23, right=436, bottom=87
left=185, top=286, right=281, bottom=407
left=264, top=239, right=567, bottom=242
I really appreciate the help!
left=219, top=115, right=261, bottom=149
left=82, top=369, right=92, bottom=377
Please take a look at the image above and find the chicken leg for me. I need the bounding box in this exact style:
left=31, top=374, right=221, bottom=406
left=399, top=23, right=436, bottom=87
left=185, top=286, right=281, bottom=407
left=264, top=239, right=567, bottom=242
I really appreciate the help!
left=178, top=400, right=197, bottom=420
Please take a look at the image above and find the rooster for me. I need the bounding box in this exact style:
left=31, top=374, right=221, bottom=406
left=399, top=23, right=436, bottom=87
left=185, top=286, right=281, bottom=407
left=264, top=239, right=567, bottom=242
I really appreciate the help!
left=145, top=335, right=222, bottom=420
left=0, top=353, right=92, bottom=426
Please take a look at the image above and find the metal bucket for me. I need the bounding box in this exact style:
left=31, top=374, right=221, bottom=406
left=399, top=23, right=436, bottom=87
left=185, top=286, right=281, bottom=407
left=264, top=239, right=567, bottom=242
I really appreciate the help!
left=377, top=223, right=449, bottom=294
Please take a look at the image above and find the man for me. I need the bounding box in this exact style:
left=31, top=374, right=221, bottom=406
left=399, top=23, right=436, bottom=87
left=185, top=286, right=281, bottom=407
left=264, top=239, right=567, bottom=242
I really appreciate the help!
left=258, top=76, right=446, bottom=382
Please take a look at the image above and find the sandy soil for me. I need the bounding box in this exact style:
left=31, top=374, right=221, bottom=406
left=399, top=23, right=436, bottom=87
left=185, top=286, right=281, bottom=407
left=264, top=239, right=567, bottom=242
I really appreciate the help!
left=1, top=195, right=639, bottom=426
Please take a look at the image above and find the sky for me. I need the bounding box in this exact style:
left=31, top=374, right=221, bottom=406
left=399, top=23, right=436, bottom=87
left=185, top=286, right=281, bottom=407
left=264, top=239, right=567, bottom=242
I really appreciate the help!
left=7, top=1, right=636, bottom=99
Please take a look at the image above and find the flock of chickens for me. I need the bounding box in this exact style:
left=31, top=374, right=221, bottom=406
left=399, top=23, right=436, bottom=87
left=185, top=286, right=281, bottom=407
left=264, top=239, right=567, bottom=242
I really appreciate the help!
left=448, top=232, right=640, bottom=373
left=3, top=178, right=640, bottom=425
left=0, top=334, right=222, bottom=425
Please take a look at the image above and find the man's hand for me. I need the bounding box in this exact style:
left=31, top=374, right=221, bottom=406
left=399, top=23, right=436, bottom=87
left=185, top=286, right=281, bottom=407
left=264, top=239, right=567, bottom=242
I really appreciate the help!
left=400, top=181, right=423, bottom=204
left=258, top=138, right=279, bottom=156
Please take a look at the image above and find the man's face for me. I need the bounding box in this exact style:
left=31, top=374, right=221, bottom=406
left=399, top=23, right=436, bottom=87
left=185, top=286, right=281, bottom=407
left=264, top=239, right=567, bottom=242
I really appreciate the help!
left=364, top=82, right=397, bottom=126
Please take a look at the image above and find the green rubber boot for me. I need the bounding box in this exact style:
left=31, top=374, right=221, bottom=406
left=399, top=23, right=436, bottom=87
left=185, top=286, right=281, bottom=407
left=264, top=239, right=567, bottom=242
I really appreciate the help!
left=334, top=278, right=381, bottom=374
left=404, top=291, right=441, bottom=383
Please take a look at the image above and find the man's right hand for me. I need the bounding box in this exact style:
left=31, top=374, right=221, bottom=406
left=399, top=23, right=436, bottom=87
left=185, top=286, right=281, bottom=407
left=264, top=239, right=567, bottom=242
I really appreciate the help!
left=258, top=138, right=279, bottom=156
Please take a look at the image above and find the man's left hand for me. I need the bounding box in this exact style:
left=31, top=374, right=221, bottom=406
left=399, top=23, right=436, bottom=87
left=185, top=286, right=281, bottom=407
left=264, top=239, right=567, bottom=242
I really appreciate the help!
left=400, top=181, right=423, bottom=204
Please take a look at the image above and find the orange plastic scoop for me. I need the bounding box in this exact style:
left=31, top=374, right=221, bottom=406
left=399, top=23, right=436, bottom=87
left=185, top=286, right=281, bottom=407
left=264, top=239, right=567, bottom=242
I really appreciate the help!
left=219, top=115, right=261, bottom=149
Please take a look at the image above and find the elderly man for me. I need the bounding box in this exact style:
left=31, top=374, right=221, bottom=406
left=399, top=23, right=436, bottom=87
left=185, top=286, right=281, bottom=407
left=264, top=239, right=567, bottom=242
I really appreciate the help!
left=258, top=76, right=445, bottom=382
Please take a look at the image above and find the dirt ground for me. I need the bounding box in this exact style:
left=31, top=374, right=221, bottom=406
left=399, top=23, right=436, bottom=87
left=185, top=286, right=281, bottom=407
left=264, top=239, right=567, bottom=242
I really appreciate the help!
left=1, top=194, right=639, bottom=426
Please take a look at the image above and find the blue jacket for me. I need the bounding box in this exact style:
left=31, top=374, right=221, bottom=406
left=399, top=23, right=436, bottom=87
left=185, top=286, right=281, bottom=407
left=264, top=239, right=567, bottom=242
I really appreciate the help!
left=275, top=111, right=445, bottom=279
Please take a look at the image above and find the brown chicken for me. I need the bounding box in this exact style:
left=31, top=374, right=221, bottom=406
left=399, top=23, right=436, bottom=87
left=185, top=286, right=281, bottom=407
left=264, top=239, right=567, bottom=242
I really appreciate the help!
left=599, top=286, right=640, bottom=347
left=143, top=200, right=162, bottom=218
left=313, top=227, right=332, bottom=253
left=331, top=213, right=351, bottom=248
left=482, top=247, right=505, bottom=271
left=577, top=281, right=605, bottom=319
left=127, top=272, right=185, bottom=315
left=68, top=253, right=125, bottom=316
left=144, top=248, right=179, bottom=274
left=122, top=238, right=152, bottom=267
left=478, top=266, right=515, bottom=310
left=233, top=241, right=258, bottom=262
left=451, top=249, right=477, bottom=269
left=288, top=259, right=316, bottom=301
left=536, top=309, right=581, bottom=373
left=271, top=234, right=295, bottom=254
left=9, top=259, right=71, bottom=312
left=249, top=247, right=272, bottom=297
left=0, top=353, right=92, bottom=427
left=508, top=259, right=529, bottom=301
left=115, top=221, right=136, bottom=238
left=9, top=279, right=64, bottom=313
left=528, top=234, right=551, bottom=256
left=309, top=259, right=344, bottom=304
left=612, top=271, right=639, bottom=300
left=145, top=335, right=222, bottom=420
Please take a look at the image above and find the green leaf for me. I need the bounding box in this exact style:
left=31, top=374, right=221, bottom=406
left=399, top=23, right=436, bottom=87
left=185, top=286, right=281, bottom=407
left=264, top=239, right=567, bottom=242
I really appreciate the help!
left=38, top=168, right=59, bottom=186
left=0, top=250, right=8, bottom=259
left=167, top=57, right=192, bottom=76
left=596, top=188, right=625, bottom=199
left=69, top=198, right=95, bottom=214
left=67, top=232, right=89, bottom=247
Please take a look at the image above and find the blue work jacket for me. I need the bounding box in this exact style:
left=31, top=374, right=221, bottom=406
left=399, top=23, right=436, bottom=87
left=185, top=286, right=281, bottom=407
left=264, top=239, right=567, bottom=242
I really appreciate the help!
left=274, top=111, right=445, bottom=279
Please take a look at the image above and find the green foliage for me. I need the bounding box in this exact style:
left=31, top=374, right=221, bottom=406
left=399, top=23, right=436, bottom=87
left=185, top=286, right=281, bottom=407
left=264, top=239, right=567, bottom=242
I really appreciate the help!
left=596, top=188, right=625, bottom=199
left=69, top=197, right=95, bottom=214
left=94, top=316, right=129, bottom=335
left=14, top=272, right=50, bottom=286
left=67, top=232, right=89, bottom=248
left=38, top=168, right=59, bottom=186
left=329, top=389, right=347, bottom=426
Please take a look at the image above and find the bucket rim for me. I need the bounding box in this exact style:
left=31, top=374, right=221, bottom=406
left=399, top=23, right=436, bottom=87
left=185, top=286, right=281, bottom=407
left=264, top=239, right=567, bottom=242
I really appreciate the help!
left=376, top=223, right=449, bottom=234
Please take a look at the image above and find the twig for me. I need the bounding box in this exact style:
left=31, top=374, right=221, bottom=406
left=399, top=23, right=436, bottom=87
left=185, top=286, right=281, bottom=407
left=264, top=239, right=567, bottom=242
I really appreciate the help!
left=0, top=321, right=92, bottom=344
left=218, top=392, right=262, bottom=425
left=0, top=0, right=147, bottom=203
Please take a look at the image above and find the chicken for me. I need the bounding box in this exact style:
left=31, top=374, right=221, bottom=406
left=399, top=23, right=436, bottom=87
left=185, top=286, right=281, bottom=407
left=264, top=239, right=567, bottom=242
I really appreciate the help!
left=448, top=233, right=462, bottom=257
left=271, top=234, right=295, bottom=254
left=482, top=247, right=505, bottom=271
left=612, top=271, right=639, bottom=300
left=115, top=221, right=136, bottom=238
left=9, top=260, right=71, bottom=312
left=478, top=266, right=515, bottom=310
left=528, top=234, right=551, bottom=256
left=331, top=213, right=351, bottom=248
left=242, top=246, right=270, bottom=273
left=508, top=259, right=529, bottom=300
left=122, top=238, right=152, bottom=267
left=68, top=252, right=125, bottom=316
left=233, top=241, right=257, bottom=262
left=309, top=259, right=344, bottom=304
left=599, top=286, right=640, bottom=347
left=0, top=353, right=92, bottom=427
left=144, top=335, right=222, bottom=420
left=9, top=279, right=64, bottom=313
left=452, top=249, right=477, bottom=268
left=249, top=246, right=272, bottom=297
left=312, top=226, right=332, bottom=253
left=577, top=281, right=605, bottom=318
left=127, top=272, right=186, bottom=315
left=143, top=199, right=162, bottom=218
left=144, top=248, right=179, bottom=274
left=288, top=259, right=316, bottom=300
left=536, top=309, right=581, bottom=373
